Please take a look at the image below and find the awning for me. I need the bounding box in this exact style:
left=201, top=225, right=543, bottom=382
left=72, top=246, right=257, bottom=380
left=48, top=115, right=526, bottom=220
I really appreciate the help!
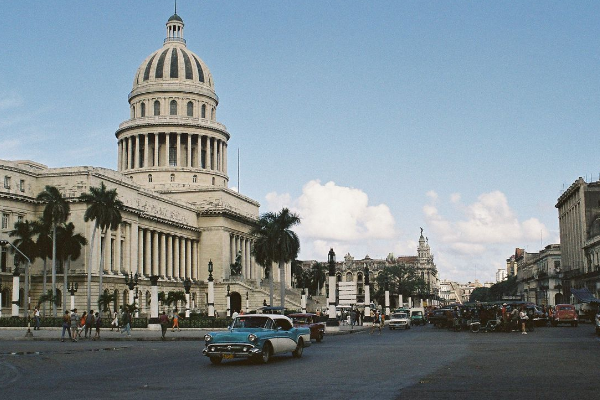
left=570, top=288, right=600, bottom=303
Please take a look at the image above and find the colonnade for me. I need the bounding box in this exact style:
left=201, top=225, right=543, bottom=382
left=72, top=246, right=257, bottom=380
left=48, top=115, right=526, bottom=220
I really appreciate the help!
left=118, top=132, right=227, bottom=174
left=229, top=234, right=254, bottom=279
left=98, top=222, right=200, bottom=281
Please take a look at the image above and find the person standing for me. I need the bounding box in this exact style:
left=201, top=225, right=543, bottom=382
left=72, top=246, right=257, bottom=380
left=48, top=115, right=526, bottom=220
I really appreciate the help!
left=85, top=310, right=95, bottom=338
left=519, top=306, right=529, bottom=335
left=159, top=311, right=169, bottom=340
left=70, top=309, right=79, bottom=342
left=78, top=311, right=87, bottom=338
left=93, top=312, right=102, bottom=340
left=34, top=308, right=41, bottom=330
left=61, top=310, right=72, bottom=342
left=370, top=310, right=382, bottom=335
left=110, top=310, right=119, bottom=331
left=120, top=309, right=131, bottom=336
left=172, top=309, right=180, bottom=332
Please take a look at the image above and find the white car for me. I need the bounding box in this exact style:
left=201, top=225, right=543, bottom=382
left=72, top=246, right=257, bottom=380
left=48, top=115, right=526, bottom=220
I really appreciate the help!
left=388, top=312, right=411, bottom=330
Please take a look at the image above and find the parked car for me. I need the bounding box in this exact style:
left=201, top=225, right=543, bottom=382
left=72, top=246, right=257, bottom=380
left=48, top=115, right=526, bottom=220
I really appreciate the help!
left=551, top=304, right=578, bottom=327
left=410, top=309, right=426, bottom=326
left=203, top=314, right=311, bottom=364
left=388, top=312, right=411, bottom=330
left=289, top=313, right=326, bottom=342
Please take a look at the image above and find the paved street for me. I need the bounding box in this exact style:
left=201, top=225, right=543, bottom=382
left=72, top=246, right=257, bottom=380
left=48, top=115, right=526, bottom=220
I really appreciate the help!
left=0, top=323, right=599, bottom=400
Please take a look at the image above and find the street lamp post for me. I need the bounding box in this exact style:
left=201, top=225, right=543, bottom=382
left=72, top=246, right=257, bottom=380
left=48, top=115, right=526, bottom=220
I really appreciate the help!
left=301, top=281, right=307, bottom=313
left=68, top=282, right=78, bottom=312
left=183, top=278, right=192, bottom=318
left=363, top=266, right=371, bottom=323
left=326, top=248, right=339, bottom=329
left=226, top=284, right=231, bottom=317
left=0, top=239, right=32, bottom=337
left=245, top=291, right=249, bottom=313
left=384, top=279, right=390, bottom=317
left=207, top=260, right=215, bottom=317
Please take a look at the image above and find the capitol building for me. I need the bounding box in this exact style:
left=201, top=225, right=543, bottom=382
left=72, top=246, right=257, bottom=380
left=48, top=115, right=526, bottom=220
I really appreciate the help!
left=0, top=12, right=298, bottom=316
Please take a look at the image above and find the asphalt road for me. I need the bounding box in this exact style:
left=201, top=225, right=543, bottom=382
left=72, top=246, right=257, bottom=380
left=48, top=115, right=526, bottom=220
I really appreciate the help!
left=0, top=323, right=598, bottom=400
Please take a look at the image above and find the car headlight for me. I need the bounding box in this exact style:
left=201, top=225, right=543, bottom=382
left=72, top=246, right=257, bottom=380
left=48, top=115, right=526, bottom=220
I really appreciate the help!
left=248, top=334, right=258, bottom=343
left=204, top=334, right=212, bottom=343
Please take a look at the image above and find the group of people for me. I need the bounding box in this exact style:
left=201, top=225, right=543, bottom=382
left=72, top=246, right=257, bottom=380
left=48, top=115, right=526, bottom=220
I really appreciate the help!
left=60, top=308, right=133, bottom=341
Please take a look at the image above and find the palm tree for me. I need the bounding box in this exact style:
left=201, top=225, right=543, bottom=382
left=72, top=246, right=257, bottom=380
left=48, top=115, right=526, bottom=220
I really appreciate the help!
left=251, top=208, right=301, bottom=309
left=32, top=218, right=52, bottom=316
left=8, top=220, right=38, bottom=267
left=98, top=291, right=116, bottom=314
left=79, top=182, right=123, bottom=311
left=166, top=291, right=187, bottom=310
left=36, top=186, right=70, bottom=317
left=311, top=262, right=327, bottom=296
left=56, top=222, right=88, bottom=312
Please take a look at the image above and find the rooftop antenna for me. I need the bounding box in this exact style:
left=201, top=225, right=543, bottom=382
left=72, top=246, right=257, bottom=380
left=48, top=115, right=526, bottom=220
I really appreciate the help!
left=175, top=0, right=177, bottom=14
left=237, top=148, right=240, bottom=193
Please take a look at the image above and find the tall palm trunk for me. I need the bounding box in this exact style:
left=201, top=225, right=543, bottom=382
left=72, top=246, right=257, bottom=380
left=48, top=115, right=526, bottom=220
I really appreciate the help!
left=51, top=225, right=57, bottom=317
left=62, top=257, right=69, bottom=313
left=269, top=264, right=274, bottom=307
left=98, top=231, right=105, bottom=314
left=42, top=259, right=47, bottom=316
left=87, top=223, right=98, bottom=312
left=279, top=260, right=285, bottom=309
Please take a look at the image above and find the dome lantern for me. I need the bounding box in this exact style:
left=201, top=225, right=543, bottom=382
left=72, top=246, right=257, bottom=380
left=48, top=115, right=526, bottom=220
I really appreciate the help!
left=165, top=13, right=185, bottom=45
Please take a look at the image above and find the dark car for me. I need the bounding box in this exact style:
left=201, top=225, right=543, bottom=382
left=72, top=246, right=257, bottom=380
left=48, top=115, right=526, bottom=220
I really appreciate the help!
left=289, top=313, right=326, bottom=342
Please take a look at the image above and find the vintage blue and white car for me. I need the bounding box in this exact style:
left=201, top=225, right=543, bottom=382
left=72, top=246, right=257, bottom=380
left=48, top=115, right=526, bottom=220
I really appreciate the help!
left=203, top=314, right=311, bottom=364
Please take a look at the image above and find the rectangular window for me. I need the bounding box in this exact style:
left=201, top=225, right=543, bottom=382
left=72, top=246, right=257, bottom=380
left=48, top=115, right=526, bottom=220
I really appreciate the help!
left=3, top=176, right=10, bottom=189
left=17, top=215, right=23, bottom=223
left=169, top=146, right=177, bottom=166
left=1, top=247, right=7, bottom=272
left=19, top=179, right=24, bottom=192
left=1, top=213, right=8, bottom=229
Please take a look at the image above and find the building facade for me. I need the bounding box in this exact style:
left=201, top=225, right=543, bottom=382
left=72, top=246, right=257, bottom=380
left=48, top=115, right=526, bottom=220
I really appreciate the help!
left=556, top=177, right=600, bottom=300
left=0, top=13, right=297, bottom=317
left=515, top=244, right=562, bottom=306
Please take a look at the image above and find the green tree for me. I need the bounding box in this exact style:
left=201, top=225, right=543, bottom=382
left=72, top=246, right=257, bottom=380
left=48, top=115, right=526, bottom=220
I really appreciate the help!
left=310, top=262, right=327, bottom=296
left=79, top=182, right=123, bottom=312
left=469, top=287, right=492, bottom=302
left=230, top=252, right=242, bottom=276
left=166, top=291, right=187, bottom=309
left=56, top=222, right=87, bottom=312
left=98, top=291, right=116, bottom=314
left=37, top=289, right=60, bottom=309
left=36, top=186, right=70, bottom=317
left=374, top=264, right=427, bottom=307
left=251, top=208, right=301, bottom=309
left=8, top=220, right=38, bottom=268
left=489, top=276, right=518, bottom=301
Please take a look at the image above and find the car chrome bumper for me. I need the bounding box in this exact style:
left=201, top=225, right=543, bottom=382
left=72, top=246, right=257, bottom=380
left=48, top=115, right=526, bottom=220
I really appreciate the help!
left=203, top=343, right=260, bottom=358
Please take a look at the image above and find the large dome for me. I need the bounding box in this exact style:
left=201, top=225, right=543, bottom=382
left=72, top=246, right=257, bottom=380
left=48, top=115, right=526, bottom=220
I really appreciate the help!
left=131, top=13, right=215, bottom=96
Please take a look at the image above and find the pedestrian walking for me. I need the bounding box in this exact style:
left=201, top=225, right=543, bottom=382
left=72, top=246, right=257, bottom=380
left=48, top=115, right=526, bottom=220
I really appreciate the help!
left=172, top=309, right=180, bottom=332
left=519, top=306, right=529, bottom=335
left=85, top=310, right=95, bottom=338
left=159, top=311, right=169, bottom=340
left=70, top=308, right=79, bottom=342
left=370, top=310, right=382, bottom=335
left=120, top=310, right=132, bottom=336
left=34, top=307, right=41, bottom=330
left=61, top=310, right=72, bottom=342
left=78, top=311, right=87, bottom=338
left=93, top=312, right=101, bottom=340
left=110, top=310, right=119, bottom=331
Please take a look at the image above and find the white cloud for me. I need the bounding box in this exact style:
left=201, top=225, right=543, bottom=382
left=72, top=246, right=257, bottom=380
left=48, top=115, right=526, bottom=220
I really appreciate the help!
left=450, top=193, right=461, bottom=203
left=265, top=180, right=396, bottom=259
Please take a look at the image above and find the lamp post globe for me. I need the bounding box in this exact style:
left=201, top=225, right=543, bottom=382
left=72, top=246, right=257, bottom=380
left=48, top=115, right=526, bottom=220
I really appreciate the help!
left=326, top=248, right=339, bottom=329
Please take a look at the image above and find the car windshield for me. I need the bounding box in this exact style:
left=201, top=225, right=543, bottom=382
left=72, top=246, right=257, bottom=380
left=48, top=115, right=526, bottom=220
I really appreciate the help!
left=412, top=311, right=423, bottom=316
left=232, top=316, right=271, bottom=329
left=392, top=313, right=407, bottom=319
left=292, top=317, right=311, bottom=324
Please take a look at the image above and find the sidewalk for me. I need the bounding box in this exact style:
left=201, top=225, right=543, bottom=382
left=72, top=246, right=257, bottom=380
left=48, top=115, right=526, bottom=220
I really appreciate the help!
left=0, top=323, right=369, bottom=341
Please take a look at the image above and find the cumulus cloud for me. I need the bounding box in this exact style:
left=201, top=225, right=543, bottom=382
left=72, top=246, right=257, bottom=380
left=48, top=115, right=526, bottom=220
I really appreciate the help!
left=264, top=180, right=396, bottom=259
left=422, top=190, right=550, bottom=283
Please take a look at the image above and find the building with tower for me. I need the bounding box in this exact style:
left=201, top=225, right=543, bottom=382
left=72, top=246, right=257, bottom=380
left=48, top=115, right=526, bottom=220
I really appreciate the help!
left=0, top=12, right=298, bottom=317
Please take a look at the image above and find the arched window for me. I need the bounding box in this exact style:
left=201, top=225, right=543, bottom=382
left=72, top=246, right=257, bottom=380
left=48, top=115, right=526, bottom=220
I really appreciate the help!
left=154, top=100, right=161, bottom=116
left=346, top=272, right=353, bottom=282
left=211, top=107, right=215, bottom=120
left=170, top=174, right=175, bottom=182
left=170, top=100, right=178, bottom=115
left=192, top=175, right=197, bottom=183
left=201, top=104, right=206, bottom=118
left=148, top=174, right=152, bottom=183
left=141, top=102, right=146, bottom=117
left=187, top=101, right=193, bottom=117
left=130, top=105, right=135, bottom=119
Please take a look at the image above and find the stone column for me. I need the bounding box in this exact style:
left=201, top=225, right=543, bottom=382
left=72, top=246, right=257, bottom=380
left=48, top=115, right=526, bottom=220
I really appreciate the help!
left=176, top=133, right=181, bottom=167
left=152, top=231, right=159, bottom=276
left=165, top=133, right=170, bottom=167
left=385, top=289, right=390, bottom=317
left=127, top=137, right=132, bottom=170
left=399, top=294, right=403, bottom=308
left=186, top=239, right=192, bottom=279
left=103, top=230, right=111, bottom=274
left=159, top=233, right=166, bottom=278
left=149, top=276, right=159, bottom=329
left=180, top=237, right=186, bottom=279
left=154, top=133, right=159, bottom=167
left=223, top=142, right=227, bottom=175
left=144, top=229, right=151, bottom=276
left=212, top=138, right=217, bottom=170
left=132, top=135, right=138, bottom=169
left=207, top=277, right=215, bottom=317
left=129, top=222, right=138, bottom=274
left=117, top=140, right=122, bottom=171
left=115, top=224, right=121, bottom=274
left=167, top=235, right=173, bottom=279
left=144, top=134, right=149, bottom=168
left=229, top=234, right=234, bottom=269
left=137, top=229, right=144, bottom=275
left=187, top=133, right=192, bottom=167
left=173, top=236, right=180, bottom=280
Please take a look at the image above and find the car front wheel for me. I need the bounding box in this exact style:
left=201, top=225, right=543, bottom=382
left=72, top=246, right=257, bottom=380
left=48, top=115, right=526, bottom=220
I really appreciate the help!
left=292, top=339, right=304, bottom=358
left=257, top=343, right=272, bottom=364
left=316, top=332, right=323, bottom=342
left=209, top=356, right=222, bottom=365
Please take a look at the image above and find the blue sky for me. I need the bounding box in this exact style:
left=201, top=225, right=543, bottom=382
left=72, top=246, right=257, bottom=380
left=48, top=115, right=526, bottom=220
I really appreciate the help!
left=1, top=1, right=599, bottom=283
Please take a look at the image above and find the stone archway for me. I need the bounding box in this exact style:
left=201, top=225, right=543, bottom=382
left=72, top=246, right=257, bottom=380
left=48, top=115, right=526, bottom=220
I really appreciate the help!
left=230, top=292, right=242, bottom=313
